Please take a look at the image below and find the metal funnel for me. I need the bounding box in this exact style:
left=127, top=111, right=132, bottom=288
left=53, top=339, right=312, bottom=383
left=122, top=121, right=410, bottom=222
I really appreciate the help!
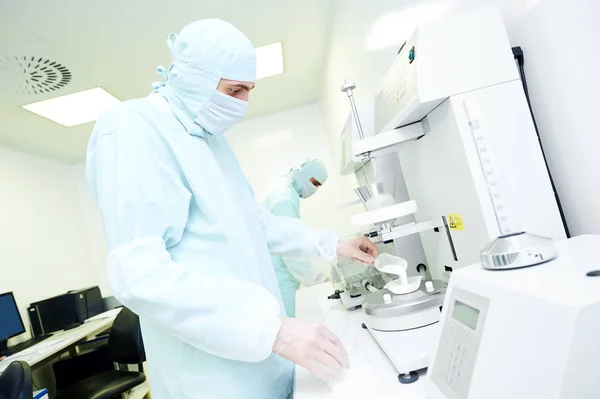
left=354, top=180, right=396, bottom=211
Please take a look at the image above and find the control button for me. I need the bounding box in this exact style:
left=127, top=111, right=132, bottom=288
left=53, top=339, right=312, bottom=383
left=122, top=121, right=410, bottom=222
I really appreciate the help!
left=408, top=46, right=416, bottom=63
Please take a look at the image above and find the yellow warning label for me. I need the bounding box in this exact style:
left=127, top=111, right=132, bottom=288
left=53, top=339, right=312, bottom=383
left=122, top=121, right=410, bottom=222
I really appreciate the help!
left=447, top=214, right=465, bottom=230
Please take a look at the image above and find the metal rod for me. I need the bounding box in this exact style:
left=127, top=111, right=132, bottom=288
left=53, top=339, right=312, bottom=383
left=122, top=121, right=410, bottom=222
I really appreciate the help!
left=442, top=216, right=459, bottom=262
left=341, top=79, right=366, bottom=140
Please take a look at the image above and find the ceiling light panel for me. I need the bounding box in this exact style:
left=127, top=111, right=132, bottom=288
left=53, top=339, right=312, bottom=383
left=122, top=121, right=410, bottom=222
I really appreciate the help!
left=22, top=87, right=120, bottom=127
left=256, top=42, right=284, bottom=79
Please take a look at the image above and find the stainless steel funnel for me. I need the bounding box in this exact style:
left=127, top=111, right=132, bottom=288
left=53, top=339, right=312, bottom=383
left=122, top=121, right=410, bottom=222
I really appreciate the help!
left=354, top=180, right=396, bottom=211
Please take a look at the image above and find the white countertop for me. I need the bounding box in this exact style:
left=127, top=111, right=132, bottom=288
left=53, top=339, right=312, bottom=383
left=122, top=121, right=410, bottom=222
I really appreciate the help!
left=294, top=283, right=429, bottom=398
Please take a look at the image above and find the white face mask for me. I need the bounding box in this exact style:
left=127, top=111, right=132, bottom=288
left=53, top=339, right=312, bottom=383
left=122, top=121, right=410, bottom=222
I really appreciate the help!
left=194, top=90, right=248, bottom=136
left=298, top=181, right=318, bottom=199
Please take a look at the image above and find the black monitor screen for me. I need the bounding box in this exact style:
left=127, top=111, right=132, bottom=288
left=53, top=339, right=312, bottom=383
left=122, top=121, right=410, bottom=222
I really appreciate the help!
left=0, top=292, right=26, bottom=342
left=37, top=295, right=79, bottom=334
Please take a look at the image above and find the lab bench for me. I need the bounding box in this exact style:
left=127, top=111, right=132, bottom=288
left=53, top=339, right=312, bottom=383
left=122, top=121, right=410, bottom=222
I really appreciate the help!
left=293, top=283, right=428, bottom=398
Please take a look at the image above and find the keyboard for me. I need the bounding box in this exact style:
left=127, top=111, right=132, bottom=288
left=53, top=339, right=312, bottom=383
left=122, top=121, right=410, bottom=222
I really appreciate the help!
left=0, top=334, right=52, bottom=356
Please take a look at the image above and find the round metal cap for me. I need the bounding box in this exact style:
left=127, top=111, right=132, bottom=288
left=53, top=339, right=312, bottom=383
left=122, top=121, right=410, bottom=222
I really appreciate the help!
left=340, top=81, right=356, bottom=92
left=480, top=232, right=558, bottom=270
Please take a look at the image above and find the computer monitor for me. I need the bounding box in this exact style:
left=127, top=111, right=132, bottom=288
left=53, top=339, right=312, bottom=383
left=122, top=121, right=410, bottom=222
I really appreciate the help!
left=0, top=292, right=26, bottom=351
left=35, top=295, right=81, bottom=333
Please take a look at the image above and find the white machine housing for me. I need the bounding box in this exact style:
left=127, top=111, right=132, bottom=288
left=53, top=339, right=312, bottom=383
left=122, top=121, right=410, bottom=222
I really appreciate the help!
left=361, top=7, right=566, bottom=279
left=373, top=7, right=519, bottom=135
left=427, top=235, right=600, bottom=399
left=342, top=7, right=569, bottom=381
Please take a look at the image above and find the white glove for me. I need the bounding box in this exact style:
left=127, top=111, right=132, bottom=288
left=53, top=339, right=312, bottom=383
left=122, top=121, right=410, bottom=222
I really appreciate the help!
left=273, top=317, right=349, bottom=382
left=337, top=236, right=378, bottom=265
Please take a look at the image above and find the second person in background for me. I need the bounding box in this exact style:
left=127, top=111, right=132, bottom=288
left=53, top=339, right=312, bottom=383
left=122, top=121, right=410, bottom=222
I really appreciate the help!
left=263, top=158, right=329, bottom=317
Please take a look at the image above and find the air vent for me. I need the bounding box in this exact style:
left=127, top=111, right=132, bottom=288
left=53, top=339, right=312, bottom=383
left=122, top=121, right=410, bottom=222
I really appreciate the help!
left=0, top=55, right=72, bottom=96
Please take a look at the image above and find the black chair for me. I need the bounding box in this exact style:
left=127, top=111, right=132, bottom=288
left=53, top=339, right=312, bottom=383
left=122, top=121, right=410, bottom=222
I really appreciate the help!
left=53, top=345, right=114, bottom=392
left=56, top=307, right=147, bottom=399
left=53, top=303, right=125, bottom=389
left=0, top=360, right=32, bottom=399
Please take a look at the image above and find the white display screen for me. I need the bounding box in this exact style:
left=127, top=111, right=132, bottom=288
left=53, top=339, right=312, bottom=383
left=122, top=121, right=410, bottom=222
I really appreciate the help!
left=452, top=300, right=479, bottom=330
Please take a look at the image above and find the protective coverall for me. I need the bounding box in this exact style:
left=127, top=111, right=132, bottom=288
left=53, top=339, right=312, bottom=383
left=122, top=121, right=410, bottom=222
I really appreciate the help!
left=87, top=19, right=338, bottom=399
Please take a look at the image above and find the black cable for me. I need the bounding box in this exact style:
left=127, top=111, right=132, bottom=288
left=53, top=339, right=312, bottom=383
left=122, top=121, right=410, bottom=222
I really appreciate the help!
left=512, top=46, right=571, bottom=238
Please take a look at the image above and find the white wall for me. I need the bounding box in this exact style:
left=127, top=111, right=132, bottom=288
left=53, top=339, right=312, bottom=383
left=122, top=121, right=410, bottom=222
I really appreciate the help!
left=227, top=103, right=361, bottom=236
left=322, top=0, right=600, bottom=236
left=73, top=163, right=111, bottom=295
left=0, top=147, right=98, bottom=340
left=507, top=0, right=600, bottom=236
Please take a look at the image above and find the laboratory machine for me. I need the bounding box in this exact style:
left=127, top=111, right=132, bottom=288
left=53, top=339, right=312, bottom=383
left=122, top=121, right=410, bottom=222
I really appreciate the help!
left=330, top=256, right=393, bottom=309
left=336, top=8, right=568, bottom=383
left=427, top=235, right=600, bottom=399
left=330, top=179, right=433, bottom=310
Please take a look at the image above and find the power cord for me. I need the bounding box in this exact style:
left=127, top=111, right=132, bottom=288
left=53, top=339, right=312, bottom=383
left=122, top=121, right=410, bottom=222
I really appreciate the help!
left=512, top=46, right=571, bottom=238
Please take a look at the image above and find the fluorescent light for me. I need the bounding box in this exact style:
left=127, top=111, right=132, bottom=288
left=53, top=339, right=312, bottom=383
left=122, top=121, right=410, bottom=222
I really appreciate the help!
left=22, top=87, right=121, bottom=127
left=256, top=42, right=284, bottom=79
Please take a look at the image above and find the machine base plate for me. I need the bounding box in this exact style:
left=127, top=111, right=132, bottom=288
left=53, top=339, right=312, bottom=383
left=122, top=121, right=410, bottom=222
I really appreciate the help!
left=366, top=322, right=440, bottom=377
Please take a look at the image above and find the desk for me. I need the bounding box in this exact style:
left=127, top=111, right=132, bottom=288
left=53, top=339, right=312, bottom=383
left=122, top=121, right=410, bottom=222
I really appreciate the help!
left=294, top=283, right=429, bottom=398
left=0, top=308, right=121, bottom=374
